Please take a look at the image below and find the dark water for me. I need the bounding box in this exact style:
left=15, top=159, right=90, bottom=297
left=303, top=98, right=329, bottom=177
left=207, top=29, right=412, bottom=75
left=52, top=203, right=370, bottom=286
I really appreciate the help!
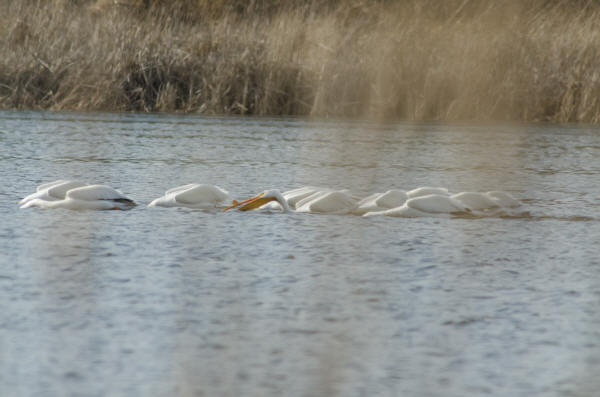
left=1, top=110, right=600, bottom=397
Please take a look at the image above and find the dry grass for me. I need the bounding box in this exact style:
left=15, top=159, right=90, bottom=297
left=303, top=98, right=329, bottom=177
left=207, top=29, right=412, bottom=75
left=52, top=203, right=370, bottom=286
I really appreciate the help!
left=2, top=0, right=600, bottom=122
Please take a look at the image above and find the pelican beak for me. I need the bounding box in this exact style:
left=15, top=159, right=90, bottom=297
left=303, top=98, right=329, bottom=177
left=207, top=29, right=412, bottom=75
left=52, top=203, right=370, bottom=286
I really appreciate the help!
left=223, top=192, right=274, bottom=211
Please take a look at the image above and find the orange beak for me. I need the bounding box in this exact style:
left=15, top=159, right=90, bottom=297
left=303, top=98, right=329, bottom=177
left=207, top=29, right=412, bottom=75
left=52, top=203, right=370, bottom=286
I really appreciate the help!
left=223, top=192, right=267, bottom=212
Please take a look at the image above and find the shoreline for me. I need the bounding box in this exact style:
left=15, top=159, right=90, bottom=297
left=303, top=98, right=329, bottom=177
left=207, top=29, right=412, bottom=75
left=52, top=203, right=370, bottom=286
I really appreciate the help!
left=3, top=1, right=600, bottom=123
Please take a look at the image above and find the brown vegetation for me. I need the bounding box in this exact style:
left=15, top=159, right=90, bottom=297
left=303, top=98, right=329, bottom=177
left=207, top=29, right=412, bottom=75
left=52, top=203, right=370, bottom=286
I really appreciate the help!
left=2, top=0, right=600, bottom=122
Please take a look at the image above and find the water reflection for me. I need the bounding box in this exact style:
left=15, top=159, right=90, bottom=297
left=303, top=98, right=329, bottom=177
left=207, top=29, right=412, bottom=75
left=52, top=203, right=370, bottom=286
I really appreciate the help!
left=2, top=110, right=600, bottom=396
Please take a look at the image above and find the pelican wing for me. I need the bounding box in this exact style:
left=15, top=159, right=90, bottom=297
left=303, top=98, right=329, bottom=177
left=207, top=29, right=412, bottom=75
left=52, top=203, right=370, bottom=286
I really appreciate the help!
left=407, top=187, right=450, bottom=198
left=283, top=186, right=327, bottom=209
left=353, top=192, right=381, bottom=215
left=375, top=190, right=409, bottom=208
left=353, top=190, right=408, bottom=215
left=294, top=191, right=329, bottom=209
left=406, top=194, right=468, bottom=213
left=36, top=179, right=69, bottom=192
left=45, top=180, right=87, bottom=199
left=165, top=184, right=199, bottom=195
left=296, top=191, right=357, bottom=214
left=66, top=185, right=128, bottom=201
left=373, top=205, right=428, bottom=217
left=451, top=192, right=498, bottom=211
left=173, top=184, right=229, bottom=205
left=20, top=180, right=87, bottom=205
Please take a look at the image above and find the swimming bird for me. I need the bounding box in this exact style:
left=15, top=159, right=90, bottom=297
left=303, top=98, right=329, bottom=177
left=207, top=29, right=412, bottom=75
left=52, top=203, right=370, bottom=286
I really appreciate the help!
left=19, top=180, right=87, bottom=207
left=407, top=186, right=450, bottom=198
left=148, top=184, right=231, bottom=209
left=285, top=186, right=331, bottom=207
left=450, top=192, right=500, bottom=211
left=224, top=188, right=358, bottom=214
left=352, top=190, right=408, bottom=215
left=225, top=190, right=291, bottom=212
left=255, top=186, right=327, bottom=211
left=20, top=184, right=136, bottom=210
left=295, top=190, right=358, bottom=214
left=364, top=193, right=471, bottom=217
left=450, top=191, right=521, bottom=211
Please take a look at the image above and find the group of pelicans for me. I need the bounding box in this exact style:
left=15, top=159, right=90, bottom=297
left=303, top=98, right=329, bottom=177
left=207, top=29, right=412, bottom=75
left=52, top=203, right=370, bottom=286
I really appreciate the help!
left=18, top=180, right=522, bottom=217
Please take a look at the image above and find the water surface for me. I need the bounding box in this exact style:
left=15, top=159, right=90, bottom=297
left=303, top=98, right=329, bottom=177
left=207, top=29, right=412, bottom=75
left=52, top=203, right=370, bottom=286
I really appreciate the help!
left=1, top=110, right=600, bottom=397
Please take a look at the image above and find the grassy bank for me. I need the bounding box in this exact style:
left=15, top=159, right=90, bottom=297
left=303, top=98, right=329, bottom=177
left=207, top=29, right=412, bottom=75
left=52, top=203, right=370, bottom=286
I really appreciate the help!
left=2, top=0, right=600, bottom=122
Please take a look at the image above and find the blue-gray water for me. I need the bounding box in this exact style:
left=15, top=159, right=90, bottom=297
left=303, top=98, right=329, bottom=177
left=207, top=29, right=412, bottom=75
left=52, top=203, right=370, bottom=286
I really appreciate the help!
left=1, top=110, right=600, bottom=397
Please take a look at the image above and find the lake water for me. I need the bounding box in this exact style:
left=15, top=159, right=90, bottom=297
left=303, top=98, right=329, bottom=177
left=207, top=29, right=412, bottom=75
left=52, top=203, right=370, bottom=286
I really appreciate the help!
left=1, top=110, right=600, bottom=397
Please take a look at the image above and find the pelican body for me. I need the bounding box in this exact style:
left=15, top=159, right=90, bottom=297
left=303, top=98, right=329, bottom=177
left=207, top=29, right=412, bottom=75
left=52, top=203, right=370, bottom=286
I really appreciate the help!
left=353, top=190, right=409, bottom=215
left=149, top=184, right=231, bottom=209
left=224, top=188, right=358, bottom=214
left=20, top=181, right=521, bottom=217
left=19, top=180, right=87, bottom=207
left=364, top=189, right=520, bottom=217
left=20, top=181, right=136, bottom=210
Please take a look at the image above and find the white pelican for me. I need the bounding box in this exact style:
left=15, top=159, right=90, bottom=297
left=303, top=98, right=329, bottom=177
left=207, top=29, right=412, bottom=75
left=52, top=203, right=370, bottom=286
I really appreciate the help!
left=149, top=184, right=231, bottom=209
left=295, top=190, right=357, bottom=214
left=224, top=189, right=358, bottom=214
left=20, top=184, right=136, bottom=210
left=19, top=180, right=87, bottom=207
left=407, top=186, right=450, bottom=198
left=279, top=186, right=326, bottom=208
left=256, top=186, right=327, bottom=211
left=450, top=192, right=500, bottom=211
left=352, top=190, right=408, bottom=215
left=225, top=190, right=291, bottom=212
left=449, top=191, right=521, bottom=211
left=364, top=193, right=471, bottom=217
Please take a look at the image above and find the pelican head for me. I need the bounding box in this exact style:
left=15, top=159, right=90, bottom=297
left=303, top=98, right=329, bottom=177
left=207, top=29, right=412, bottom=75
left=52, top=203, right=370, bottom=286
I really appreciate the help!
left=224, top=190, right=289, bottom=212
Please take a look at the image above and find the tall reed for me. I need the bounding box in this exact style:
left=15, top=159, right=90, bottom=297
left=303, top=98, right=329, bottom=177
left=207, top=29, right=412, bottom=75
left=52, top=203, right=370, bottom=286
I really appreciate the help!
left=2, top=0, right=600, bottom=122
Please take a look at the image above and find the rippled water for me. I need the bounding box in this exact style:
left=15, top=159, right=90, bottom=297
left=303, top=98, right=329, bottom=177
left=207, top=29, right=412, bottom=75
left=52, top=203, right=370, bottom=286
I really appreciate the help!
left=1, top=110, right=600, bottom=397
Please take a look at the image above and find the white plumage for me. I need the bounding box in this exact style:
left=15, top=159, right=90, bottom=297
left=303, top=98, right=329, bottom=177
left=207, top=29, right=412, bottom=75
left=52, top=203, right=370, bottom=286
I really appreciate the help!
left=19, top=180, right=87, bottom=207
left=364, top=188, right=520, bottom=217
left=149, top=184, right=231, bottom=209
left=295, top=190, right=358, bottom=214
left=20, top=182, right=135, bottom=210
left=352, top=190, right=408, bottom=215
left=407, top=187, right=450, bottom=198
left=20, top=181, right=521, bottom=217
left=280, top=186, right=326, bottom=209
left=225, top=188, right=358, bottom=214
left=450, top=192, right=499, bottom=211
